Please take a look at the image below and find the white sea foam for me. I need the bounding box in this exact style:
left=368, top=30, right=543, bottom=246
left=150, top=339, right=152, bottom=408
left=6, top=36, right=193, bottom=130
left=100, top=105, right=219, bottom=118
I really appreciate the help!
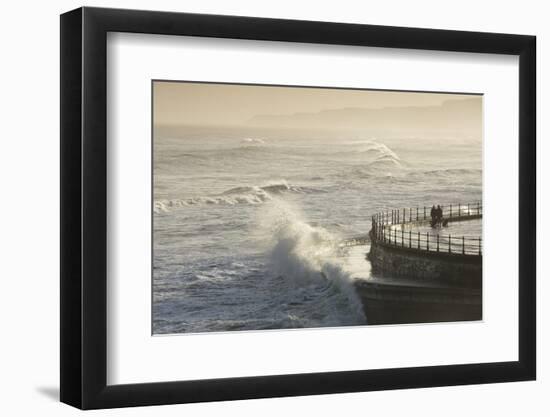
left=334, top=139, right=403, bottom=177
left=241, top=137, right=265, bottom=145
left=259, top=200, right=366, bottom=323
left=357, top=141, right=401, bottom=161
left=154, top=181, right=309, bottom=213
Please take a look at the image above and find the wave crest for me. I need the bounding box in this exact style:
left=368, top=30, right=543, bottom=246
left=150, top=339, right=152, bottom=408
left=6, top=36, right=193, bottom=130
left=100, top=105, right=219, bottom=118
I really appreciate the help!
left=240, top=137, right=265, bottom=145
left=335, top=139, right=403, bottom=178
left=261, top=201, right=366, bottom=323
left=154, top=181, right=313, bottom=213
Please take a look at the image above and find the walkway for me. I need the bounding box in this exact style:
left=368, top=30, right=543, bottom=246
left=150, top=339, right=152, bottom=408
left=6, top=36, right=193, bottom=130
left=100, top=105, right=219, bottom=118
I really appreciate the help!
left=371, top=202, right=482, bottom=256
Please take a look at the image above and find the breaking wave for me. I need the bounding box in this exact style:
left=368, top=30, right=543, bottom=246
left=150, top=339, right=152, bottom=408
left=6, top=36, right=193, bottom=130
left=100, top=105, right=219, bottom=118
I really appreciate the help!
left=154, top=181, right=317, bottom=213
left=356, top=141, right=401, bottom=161
left=335, top=139, right=403, bottom=179
left=260, top=201, right=367, bottom=324
left=240, top=137, right=265, bottom=145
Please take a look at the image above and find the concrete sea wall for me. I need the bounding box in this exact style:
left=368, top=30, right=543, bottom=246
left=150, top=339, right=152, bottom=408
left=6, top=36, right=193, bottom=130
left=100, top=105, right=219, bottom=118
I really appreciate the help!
left=355, top=279, right=482, bottom=324
left=368, top=238, right=482, bottom=288
left=360, top=205, right=483, bottom=324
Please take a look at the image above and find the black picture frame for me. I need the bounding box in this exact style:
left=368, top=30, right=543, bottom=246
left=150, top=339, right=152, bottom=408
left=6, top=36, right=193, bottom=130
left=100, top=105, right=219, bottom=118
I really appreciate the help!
left=60, top=6, right=536, bottom=410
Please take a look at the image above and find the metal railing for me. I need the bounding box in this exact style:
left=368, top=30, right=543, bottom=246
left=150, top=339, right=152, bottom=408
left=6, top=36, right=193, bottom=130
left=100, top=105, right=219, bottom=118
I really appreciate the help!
left=371, top=202, right=482, bottom=256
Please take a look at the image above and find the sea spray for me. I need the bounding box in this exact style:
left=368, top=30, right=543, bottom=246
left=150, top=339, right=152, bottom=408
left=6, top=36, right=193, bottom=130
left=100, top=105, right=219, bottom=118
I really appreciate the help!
left=258, top=200, right=367, bottom=324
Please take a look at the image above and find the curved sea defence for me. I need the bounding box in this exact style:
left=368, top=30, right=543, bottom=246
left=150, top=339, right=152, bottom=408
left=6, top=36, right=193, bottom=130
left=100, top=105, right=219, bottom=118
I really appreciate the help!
left=357, top=203, right=482, bottom=325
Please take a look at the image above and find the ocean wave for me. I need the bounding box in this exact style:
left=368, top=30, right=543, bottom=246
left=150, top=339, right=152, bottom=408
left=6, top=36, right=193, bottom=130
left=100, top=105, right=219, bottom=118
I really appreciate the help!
left=177, top=144, right=272, bottom=161
left=417, top=168, right=481, bottom=177
left=341, top=138, right=379, bottom=146
left=240, top=137, right=265, bottom=145
left=370, top=154, right=402, bottom=166
left=154, top=181, right=314, bottom=213
left=357, top=142, right=401, bottom=161
left=339, top=139, right=400, bottom=157
left=333, top=139, right=403, bottom=178
left=339, top=158, right=403, bottom=180
left=261, top=201, right=366, bottom=324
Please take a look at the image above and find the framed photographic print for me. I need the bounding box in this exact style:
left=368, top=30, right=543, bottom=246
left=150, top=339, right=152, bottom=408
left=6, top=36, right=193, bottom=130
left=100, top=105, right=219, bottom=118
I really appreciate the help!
left=60, top=6, right=536, bottom=409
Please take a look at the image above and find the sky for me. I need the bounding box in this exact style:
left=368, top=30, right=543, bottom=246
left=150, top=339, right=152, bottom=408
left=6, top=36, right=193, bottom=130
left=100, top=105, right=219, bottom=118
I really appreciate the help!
left=153, top=81, right=479, bottom=127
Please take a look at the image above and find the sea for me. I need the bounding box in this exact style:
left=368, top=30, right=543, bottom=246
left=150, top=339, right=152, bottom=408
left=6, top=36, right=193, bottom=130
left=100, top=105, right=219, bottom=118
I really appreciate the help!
left=153, top=126, right=482, bottom=334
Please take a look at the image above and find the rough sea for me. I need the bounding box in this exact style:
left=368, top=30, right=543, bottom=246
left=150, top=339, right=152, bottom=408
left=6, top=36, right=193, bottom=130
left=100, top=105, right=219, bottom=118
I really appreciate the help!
left=153, top=126, right=482, bottom=334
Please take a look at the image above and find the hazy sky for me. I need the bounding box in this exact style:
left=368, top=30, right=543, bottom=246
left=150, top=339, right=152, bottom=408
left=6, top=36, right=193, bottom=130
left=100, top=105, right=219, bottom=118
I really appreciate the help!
left=153, top=81, right=478, bottom=127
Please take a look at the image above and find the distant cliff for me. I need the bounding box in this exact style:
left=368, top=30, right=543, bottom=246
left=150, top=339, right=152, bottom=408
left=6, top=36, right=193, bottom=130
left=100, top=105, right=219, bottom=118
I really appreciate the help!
left=247, top=97, right=481, bottom=132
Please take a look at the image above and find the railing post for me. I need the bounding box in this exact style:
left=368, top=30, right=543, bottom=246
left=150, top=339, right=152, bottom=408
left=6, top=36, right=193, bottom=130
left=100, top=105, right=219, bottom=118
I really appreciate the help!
left=450, top=204, right=453, bottom=218
left=448, top=235, right=451, bottom=253
left=426, top=233, right=429, bottom=251
left=394, top=228, right=397, bottom=245
left=402, top=229, right=404, bottom=247
left=437, top=234, right=439, bottom=252
left=424, top=206, right=426, bottom=219
left=467, top=202, right=470, bottom=215
left=409, top=230, right=412, bottom=248
left=462, top=236, right=465, bottom=254
left=409, top=208, right=412, bottom=222
left=416, top=207, right=419, bottom=221
left=477, top=202, right=480, bottom=215
left=417, top=231, right=420, bottom=249
left=479, top=237, right=482, bottom=255
left=402, top=208, right=405, bottom=224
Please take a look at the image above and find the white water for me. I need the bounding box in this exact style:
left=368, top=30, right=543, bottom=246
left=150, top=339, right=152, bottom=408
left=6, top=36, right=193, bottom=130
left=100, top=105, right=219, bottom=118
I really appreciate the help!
left=261, top=201, right=366, bottom=321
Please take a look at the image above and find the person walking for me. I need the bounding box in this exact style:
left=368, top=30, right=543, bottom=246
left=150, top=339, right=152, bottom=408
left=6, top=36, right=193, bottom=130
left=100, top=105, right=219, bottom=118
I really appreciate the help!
left=430, top=205, right=437, bottom=227
left=436, top=205, right=443, bottom=226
